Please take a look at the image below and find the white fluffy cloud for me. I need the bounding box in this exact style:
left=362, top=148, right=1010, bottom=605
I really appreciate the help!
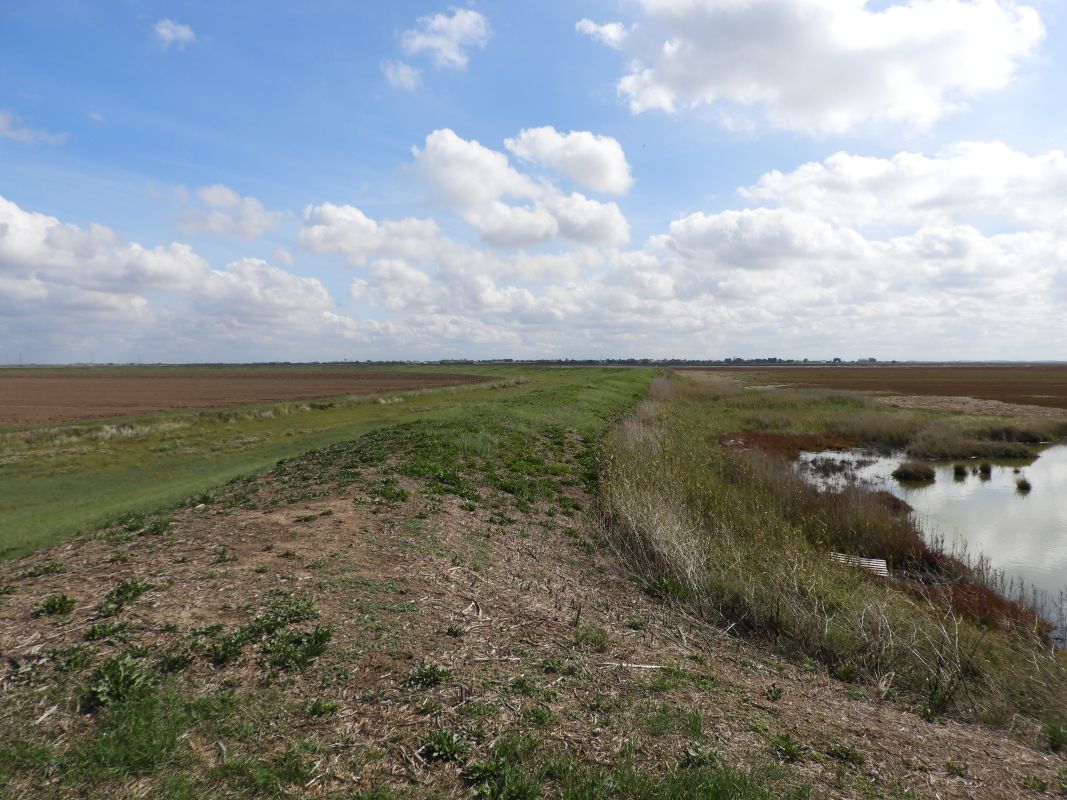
left=741, top=141, right=1067, bottom=230
left=505, top=127, right=633, bottom=194
left=575, top=19, right=630, bottom=49
left=412, top=128, right=630, bottom=247
left=0, top=108, right=67, bottom=145
left=154, top=18, right=196, bottom=50
left=381, top=60, right=421, bottom=90
left=579, top=0, right=1044, bottom=133
left=293, top=129, right=1067, bottom=360
left=10, top=125, right=1067, bottom=362
left=299, top=202, right=442, bottom=265
left=401, top=8, right=490, bottom=70
left=0, top=194, right=354, bottom=361
left=183, top=184, right=283, bottom=239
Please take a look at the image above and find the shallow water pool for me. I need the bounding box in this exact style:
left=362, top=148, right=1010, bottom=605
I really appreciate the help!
left=797, top=445, right=1067, bottom=606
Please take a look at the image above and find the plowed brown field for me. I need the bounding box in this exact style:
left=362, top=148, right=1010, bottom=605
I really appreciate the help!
left=722, top=364, right=1067, bottom=410
left=0, top=367, right=484, bottom=427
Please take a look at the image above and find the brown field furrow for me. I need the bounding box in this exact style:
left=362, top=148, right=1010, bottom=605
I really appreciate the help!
left=0, top=368, right=485, bottom=427
left=711, top=365, right=1067, bottom=410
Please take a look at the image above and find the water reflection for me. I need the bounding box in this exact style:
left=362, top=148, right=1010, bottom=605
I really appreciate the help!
left=797, top=445, right=1067, bottom=606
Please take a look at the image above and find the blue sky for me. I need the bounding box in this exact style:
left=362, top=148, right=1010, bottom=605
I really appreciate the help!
left=2, top=1, right=1066, bottom=362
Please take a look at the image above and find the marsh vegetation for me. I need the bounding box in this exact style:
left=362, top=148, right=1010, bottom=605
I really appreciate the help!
left=598, top=374, right=1067, bottom=723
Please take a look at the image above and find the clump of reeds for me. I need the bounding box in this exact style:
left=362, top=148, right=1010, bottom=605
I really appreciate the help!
left=1016, top=477, right=1032, bottom=493
left=826, top=411, right=918, bottom=447
left=891, top=460, right=935, bottom=482
left=953, top=463, right=968, bottom=479
left=978, top=462, right=993, bottom=478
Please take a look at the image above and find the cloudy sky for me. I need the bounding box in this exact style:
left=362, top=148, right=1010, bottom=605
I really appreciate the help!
left=2, top=1, right=1066, bottom=363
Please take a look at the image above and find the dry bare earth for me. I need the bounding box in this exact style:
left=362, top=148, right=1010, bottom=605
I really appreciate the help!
left=2, top=456, right=1063, bottom=797
left=0, top=368, right=484, bottom=427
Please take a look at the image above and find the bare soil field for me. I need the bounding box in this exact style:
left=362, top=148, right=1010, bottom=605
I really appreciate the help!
left=0, top=367, right=485, bottom=427
left=723, top=365, right=1067, bottom=410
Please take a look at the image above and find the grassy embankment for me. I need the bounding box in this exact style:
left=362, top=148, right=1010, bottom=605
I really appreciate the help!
left=599, top=372, right=1067, bottom=727
left=2, top=366, right=800, bottom=799
left=1, top=366, right=528, bottom=558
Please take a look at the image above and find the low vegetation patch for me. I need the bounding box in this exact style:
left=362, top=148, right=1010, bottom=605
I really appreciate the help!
left=598, top=374, right=1067, bottom=723
left=891, top=460, right=936, bottom=482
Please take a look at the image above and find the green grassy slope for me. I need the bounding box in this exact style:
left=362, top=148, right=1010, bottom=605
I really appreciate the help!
left=0, top=367, right=653, bottom=558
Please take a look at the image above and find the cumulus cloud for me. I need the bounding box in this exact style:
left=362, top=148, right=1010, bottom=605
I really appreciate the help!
left=575, top=19, right=630, bottom=49
left=154, top=18, right=196, bottom=50
left=10, top=126, right=1067, bottom=362
left=414, top=128, right=541, bottom=212
left=401, top=8, right=490, bottom=70
left=296, top=127, right=1067, bottom=360
left=411, top=128, right=630, bottom=247
left=543, top=193, right=629, bottom=245
left=664, top=207, right=866, bottom=267
left=505, top=127, right=633, bottom=194
left=0, top=194, right=353, bottom=361
left=579, top=0, right=1044, bottom=133
left=299, top=202, right=442, bottom=266
left=741, top=142, right=1067, bottom=230
left=381, top=60, right=422, bottom=90
left=183, top=184, right=283, bottom=239
left=0, top=108, right=67, bottom=145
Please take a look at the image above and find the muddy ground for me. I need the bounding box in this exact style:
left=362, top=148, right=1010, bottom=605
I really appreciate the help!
left=709, top=365, right=1067, bottom=411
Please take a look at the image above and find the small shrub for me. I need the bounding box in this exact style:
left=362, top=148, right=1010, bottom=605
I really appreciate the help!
left=304, top=698, right=340, bottom=717
left=48, top=644, right=94, bottom=672
left=574, top=624, right=609, bottom=653
left=1044, top=717, right=1067, bottom=752
left=1022, top=775, right=1048, bottom=792
left=405, top=662, right=451, bottom=688
left=541, top=658, right=580, bottom=677
left=157, top=646, right=194, bottom=674
left=95, top=578, right=153, bottom=617
left=16, top=561, right=66, bottom=579
left=208, top=634, right=245, bottom=665
left=212, top=548, right=237, bottom=564
left=85, top=621, right=132, bottom=642
left=260, top=626, right=332, bottom=670
left=624, top=614, right=648, bottom=631
left=769, top=733, right=805, bottom=763
left=83, top=654, right=154, bottom=710
left=509, top=675, right=545, bottom=698
left=35, top=594, right=76, bottom=616
left=423, top=729, right=469, bottom=762
left=945, top=761, right=967, bottom=777
left=826, top=744, right=864, bottom=765
left=522, top=706, right=556, bottom=726
left=891, top=461, right=935, bottom=482
left=679, top=744, right=720, bottom=769
left=1016, top=477, right=1032, bottom=493
left=763, top=683, right=784, bottom=702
